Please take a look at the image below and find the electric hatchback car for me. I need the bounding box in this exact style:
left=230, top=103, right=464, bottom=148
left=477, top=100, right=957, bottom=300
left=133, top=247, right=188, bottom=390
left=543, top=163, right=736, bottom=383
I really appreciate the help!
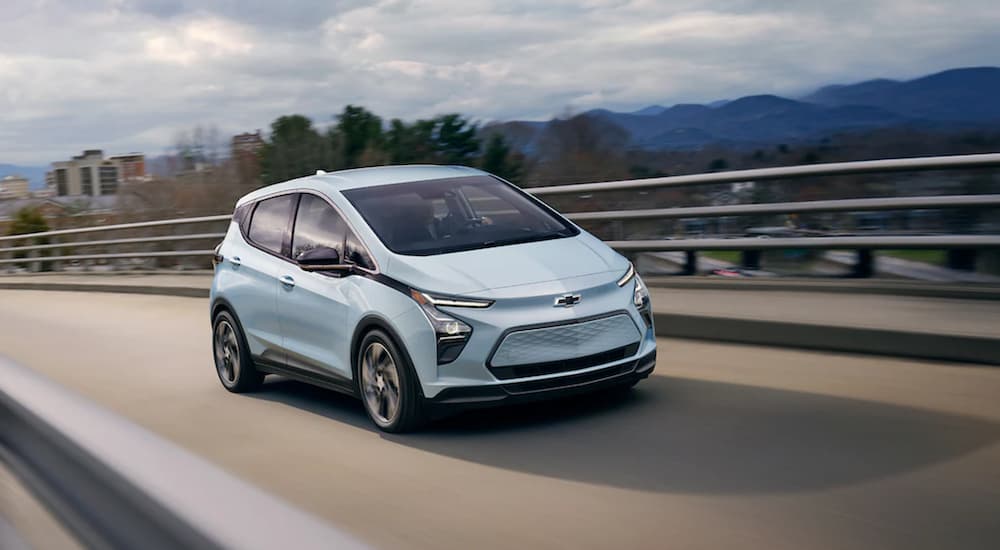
left=210, top=165, right=656, bottom=432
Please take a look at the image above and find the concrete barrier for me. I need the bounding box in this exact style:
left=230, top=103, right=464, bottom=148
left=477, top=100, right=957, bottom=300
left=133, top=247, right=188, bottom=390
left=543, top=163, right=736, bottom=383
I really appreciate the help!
left=654, top=313, right=1000, bottom=366
left=1, top=274, right=997, bottom=365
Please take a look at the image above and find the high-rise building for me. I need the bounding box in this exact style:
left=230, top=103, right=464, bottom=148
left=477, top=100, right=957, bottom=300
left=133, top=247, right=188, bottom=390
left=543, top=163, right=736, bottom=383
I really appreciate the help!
left=231, top=130, right=264, bottom=156
left=0, top=175, right=31, bottom=200
left=50, top=150, right=147, bottom=197
left=111, top=153, right=146, bottom=182
left=231, top=130, right=264, bottom=185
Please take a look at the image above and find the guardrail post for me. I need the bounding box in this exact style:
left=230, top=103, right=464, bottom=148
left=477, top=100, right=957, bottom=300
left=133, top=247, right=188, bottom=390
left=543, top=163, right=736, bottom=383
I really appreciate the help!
left=852, top=249, right=873, bottom=278
left=682, top=251, right=697, bottom=275
left=51, top=235, right=61, bottom=272
left=741, top=250, right=761, bottom=270
left=946, top=249, right=977, bottom=271
left=28, top=249, right=40, bottom=273
left=611, top=220, right=625, bottom=241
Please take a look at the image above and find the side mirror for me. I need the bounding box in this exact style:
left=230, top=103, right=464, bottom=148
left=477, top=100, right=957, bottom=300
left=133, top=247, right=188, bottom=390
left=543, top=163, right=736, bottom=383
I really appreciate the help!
left=296, top=246, right=353, bottom=273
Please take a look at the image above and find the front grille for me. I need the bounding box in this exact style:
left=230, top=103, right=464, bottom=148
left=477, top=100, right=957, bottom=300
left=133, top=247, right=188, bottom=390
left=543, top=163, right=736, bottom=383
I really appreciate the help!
left=489, top=313, right=641, bottom=375
left=489, top=342, right=639, bottom=380
left=501, top=361, right=636, bottom=395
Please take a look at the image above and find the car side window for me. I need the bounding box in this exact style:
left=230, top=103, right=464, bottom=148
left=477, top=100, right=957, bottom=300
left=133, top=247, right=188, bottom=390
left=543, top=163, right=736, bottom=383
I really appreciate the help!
left=248, top=195, right=295, bottom=254
left=292, top=194, right=347, bottom=261
left=345, top=230, right=376, bottom=271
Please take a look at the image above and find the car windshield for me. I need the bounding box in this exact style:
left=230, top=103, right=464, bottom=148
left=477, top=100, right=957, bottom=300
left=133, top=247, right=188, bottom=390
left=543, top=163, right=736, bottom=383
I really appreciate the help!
left=342, top=175, right=579, bottom=256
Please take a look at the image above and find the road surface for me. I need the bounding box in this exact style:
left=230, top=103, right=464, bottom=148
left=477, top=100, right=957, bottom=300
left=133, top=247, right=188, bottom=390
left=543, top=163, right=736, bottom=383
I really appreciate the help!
left=1, top=290, right=999, bottom=549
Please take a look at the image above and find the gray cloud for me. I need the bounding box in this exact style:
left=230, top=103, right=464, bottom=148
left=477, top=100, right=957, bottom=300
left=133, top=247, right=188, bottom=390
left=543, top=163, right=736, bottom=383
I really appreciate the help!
left=1, top=0, right=998, bottom=163
left=122, top=0, right=367, bottom=27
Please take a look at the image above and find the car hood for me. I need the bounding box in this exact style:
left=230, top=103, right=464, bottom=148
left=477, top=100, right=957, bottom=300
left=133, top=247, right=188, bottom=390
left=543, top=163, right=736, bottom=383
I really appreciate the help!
left=385, top=234, right=627, bottom=296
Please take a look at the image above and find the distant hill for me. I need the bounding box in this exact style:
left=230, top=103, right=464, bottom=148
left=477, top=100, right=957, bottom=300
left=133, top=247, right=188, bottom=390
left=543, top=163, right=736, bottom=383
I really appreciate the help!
left=0, top=164, right=47, bottom=190
left=802, top=67, right=1000, bottom=122
left=489, top=67, right=1000, bottom=153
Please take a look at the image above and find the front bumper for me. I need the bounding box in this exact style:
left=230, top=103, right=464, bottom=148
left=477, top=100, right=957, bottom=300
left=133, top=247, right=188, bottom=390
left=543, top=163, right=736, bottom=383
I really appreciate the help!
left=427, top=348, right=656, bottom=410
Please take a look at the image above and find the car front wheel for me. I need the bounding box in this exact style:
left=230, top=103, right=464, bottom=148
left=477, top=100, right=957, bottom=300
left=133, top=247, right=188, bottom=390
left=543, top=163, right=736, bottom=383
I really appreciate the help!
left=358, top=329, right=425, bottom=433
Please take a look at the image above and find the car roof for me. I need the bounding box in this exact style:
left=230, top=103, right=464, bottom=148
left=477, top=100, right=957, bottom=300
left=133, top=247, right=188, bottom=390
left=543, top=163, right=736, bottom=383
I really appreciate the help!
left=235, top=165, right=485, bottom=206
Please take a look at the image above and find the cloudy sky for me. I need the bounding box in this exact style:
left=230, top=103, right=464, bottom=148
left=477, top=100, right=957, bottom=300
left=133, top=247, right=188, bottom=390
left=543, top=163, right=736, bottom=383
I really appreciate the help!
left=2, top=0, right=998, bottom=164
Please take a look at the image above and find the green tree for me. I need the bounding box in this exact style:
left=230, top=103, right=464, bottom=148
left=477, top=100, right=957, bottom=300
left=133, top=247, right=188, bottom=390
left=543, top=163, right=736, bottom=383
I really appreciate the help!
left=384, top=118, right=435, bottom=164
left=260, top=115, right=332, bottom=185
left=9, top=207, right=48, bottom=236
left=429, top=114, right=480, bottom=165
left=333, top=105, right=384, bottom=169
left=367, top=112, right=481, bottom=167
left=8, top=208, right=51, bottom=271
left=480, top=133, right=523, bottom=183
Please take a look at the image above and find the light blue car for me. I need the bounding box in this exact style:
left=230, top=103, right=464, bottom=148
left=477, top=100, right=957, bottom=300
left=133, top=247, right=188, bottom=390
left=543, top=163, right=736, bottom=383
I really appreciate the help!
left=210, top=165, right=656, bottom=432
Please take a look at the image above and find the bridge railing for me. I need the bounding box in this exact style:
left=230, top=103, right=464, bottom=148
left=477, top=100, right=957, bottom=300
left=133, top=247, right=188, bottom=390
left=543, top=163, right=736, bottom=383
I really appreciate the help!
left=1, top=153, right=999, bottom=276
left=0, top=356, right=367, bottom=550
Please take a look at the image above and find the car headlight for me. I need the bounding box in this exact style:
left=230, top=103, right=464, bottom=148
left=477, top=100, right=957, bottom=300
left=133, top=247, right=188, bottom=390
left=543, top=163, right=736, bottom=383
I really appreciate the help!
left=633, top=275, right=650, bottom=310
left=410, top=289, right=492, bottom=364
left=617, top=263, right=636, bottom=287
left=619, top=264, right=653, bottom=328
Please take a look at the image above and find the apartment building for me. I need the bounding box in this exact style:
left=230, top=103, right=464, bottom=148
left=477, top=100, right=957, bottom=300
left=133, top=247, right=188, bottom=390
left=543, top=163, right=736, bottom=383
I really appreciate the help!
left=0, top=175, right=31, bottom=200
left=49, top=150, right=147, bottom=197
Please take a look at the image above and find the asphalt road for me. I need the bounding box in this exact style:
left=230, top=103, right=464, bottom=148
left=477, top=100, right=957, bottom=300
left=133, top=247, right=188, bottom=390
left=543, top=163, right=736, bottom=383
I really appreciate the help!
left=1, top=290, right=999, bottom=549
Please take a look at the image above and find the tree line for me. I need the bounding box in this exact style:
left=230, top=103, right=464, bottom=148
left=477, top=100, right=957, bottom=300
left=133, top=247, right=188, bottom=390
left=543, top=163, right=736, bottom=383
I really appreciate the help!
left=259, top=106, right=524, bottom=186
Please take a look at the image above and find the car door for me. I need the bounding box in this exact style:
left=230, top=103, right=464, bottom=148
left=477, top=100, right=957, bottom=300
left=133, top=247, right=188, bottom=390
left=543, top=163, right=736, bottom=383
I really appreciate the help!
left=276, top=193, right=355, bottom=381
left=227, top=193, right=296, bottom=365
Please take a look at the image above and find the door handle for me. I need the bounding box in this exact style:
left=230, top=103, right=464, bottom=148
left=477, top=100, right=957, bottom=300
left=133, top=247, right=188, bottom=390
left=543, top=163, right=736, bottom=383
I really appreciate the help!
left=280, top=275, right=296, bottom=288
left=230, top=256, right=242, bottom=267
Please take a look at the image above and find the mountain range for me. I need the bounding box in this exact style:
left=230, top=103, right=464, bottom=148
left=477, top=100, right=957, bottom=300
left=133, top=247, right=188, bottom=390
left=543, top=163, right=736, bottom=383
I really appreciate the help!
left=494, top=67, right=1000, bottom=153
left=6, top=67, right=999, bottom=189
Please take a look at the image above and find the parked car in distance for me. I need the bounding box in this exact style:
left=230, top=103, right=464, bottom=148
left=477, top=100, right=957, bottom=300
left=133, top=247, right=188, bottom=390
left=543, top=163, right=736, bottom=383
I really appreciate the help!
left=210, top=165, right=657, bottom=432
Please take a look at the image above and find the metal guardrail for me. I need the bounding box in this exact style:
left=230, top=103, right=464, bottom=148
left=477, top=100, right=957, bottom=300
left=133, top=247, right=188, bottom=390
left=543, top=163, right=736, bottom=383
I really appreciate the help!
left=528, top=152, right=1000, bottom=195
left=565, top=194, right=1000, bottom=221
left=0, top=356, right=367, bottom=550
left=0, top=250, right=218, bottom=266
left=0, top=214, right=231, bottom=243
left=608, top=235, right=1000, bottom=251
left=1, top=233, right=226, bottom=254
left=0, top=154, right=998, bottom=270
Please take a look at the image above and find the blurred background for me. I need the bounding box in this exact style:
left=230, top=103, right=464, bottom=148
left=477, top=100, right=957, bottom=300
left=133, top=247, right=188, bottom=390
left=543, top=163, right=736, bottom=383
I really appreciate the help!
left=0, top=2, right=999, bottom=280
left=2, top=2, right=1000, bottom=550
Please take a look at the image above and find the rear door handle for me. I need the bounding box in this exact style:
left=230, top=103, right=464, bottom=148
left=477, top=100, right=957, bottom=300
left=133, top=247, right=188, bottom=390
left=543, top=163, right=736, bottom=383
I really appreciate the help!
left=230, top=256, right=242, bottom=267
left=279, top=275, right=296, bottom=288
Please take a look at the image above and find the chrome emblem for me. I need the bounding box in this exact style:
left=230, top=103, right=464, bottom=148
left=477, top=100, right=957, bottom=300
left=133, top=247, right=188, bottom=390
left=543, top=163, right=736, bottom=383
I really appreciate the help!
left=554, top=294, right=582, bottom=307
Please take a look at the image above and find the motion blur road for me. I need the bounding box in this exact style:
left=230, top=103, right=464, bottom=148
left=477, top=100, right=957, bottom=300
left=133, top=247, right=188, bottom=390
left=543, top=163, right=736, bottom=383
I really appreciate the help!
left=2, top=290, right=999, bottom=549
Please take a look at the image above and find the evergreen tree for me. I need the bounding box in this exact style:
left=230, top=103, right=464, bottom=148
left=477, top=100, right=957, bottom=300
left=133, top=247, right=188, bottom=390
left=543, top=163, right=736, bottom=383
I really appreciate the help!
left=260, top=115, right=332, bottom=185
left=333, top=105, right=384, bottom=169
left=384, top=118, right=435, bottom=164
left=480, top=133, right=523, bottom=183
left=429, top=114, right=480, bottom=165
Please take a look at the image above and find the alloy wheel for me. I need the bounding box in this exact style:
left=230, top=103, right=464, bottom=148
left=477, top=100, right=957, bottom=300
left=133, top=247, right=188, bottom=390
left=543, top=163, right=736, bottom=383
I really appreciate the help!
left=214, top=319, right=241, bottom=385
left=361, top=342, right=401, bottom=426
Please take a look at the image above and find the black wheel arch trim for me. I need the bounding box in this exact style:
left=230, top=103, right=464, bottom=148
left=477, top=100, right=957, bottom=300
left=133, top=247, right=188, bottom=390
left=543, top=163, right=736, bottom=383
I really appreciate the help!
left=351, top=313, right=425, bottom=398
left=210, top=297, right=240, bottom=327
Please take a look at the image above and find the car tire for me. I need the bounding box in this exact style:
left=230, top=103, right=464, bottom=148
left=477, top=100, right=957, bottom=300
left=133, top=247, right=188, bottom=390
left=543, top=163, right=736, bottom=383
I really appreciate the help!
left=212, top=310, right=264, bottom=393
left=357, top=329, right=425, bottom=433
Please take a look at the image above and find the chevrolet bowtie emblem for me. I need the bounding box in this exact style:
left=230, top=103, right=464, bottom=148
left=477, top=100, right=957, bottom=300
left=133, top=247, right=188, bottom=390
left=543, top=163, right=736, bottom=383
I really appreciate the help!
left=554, top=294, right=582, bottom=307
